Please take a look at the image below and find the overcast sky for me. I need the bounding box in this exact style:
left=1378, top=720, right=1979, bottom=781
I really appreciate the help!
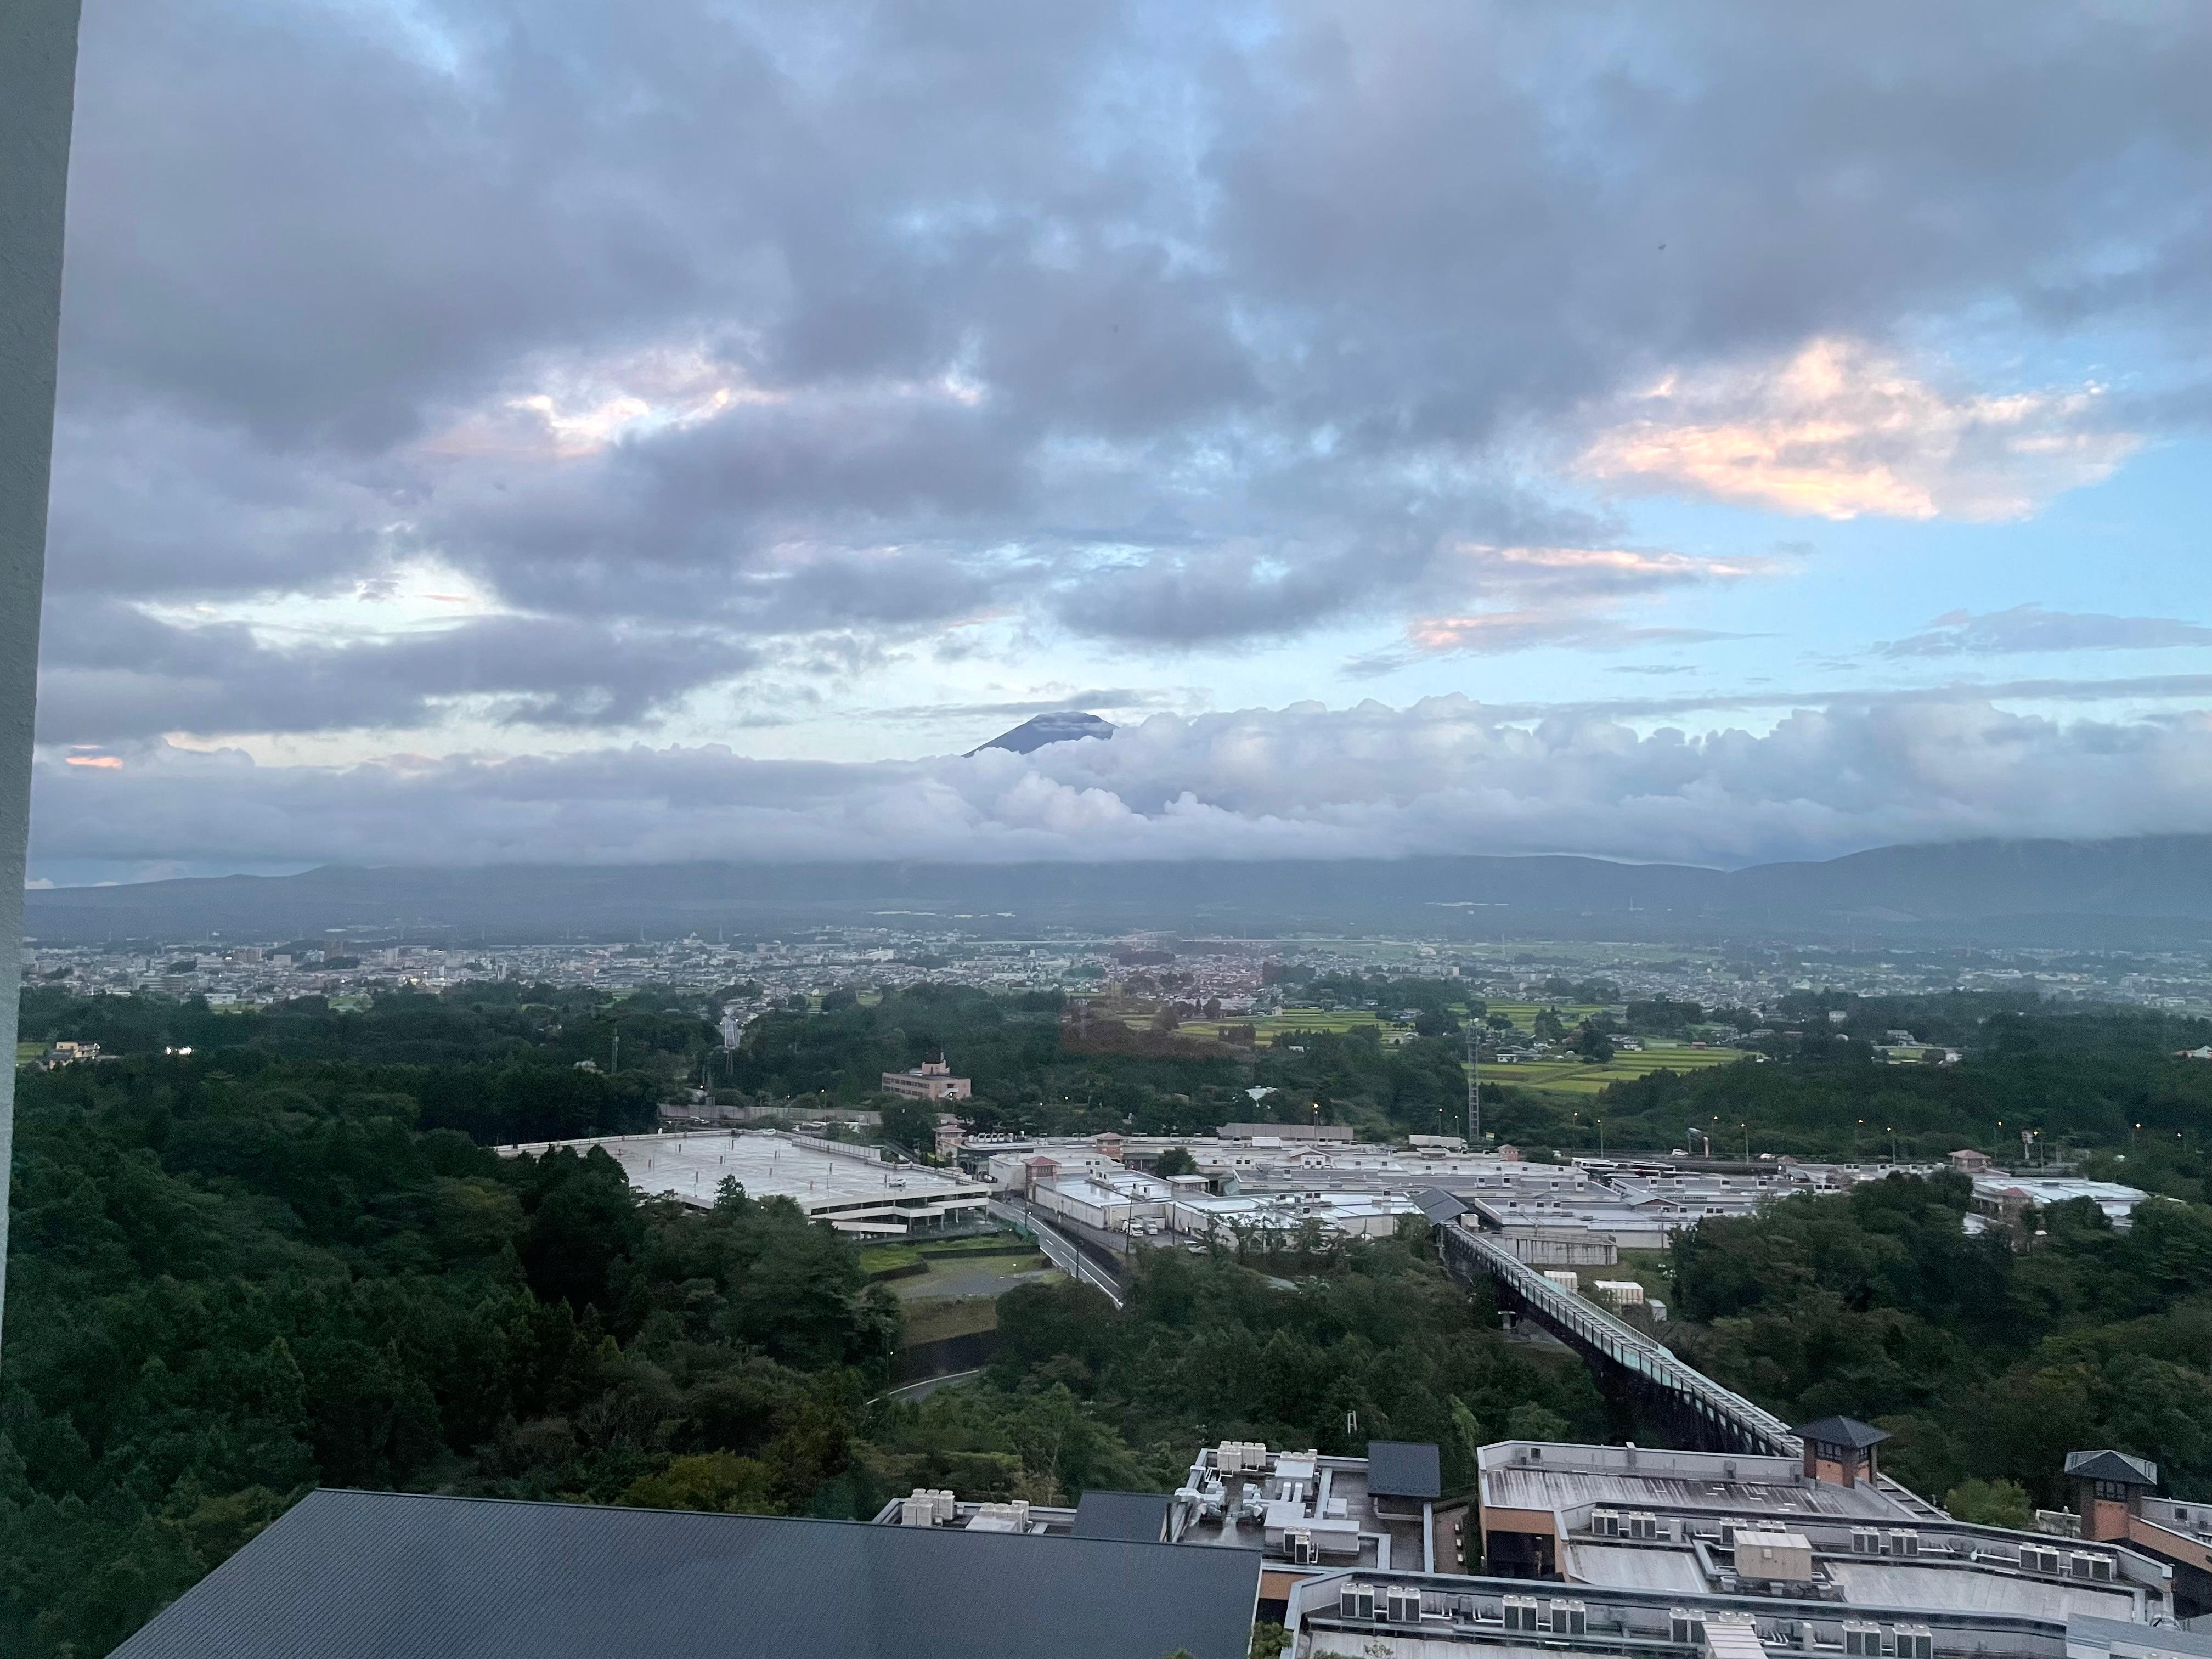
left=27, top=0, right=2212, bottom=883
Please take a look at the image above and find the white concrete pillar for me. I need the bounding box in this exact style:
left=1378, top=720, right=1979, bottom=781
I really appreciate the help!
left=0, top=0, right=84, bottom=1351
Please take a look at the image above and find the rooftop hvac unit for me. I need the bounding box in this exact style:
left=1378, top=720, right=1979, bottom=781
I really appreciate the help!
left=1594, top=1508, right=1622, bottom=1538
left=2021, top=1544, right=2061, bottom=1575
left=1670, top=1609, right=1706, bottom=1645
left=1217, top=1438, right=1269, bottom=1475
left=932, top=1488, right=955, bottom=1525
left=1505, top=1596, right=1542, bottom=1633
left=1386, top=1589, right=1420, bottom=1623
left=2069, top=1551, right=2109, bottom=1580
left=1340, top=1585, right=1376, bottom=1621
left=1548, top=1600, right=1589, bottom=1635
left=1290, top=1531, right=1317, bottom=1565
left=1888, top=1530, right=1920, bottom=1557
left=1631, top=1511, right=1663, bottom=1541
left=1897, top=1627, right=1934, bottom=1659
left=2090, top=1555, right=2114, bottom=1582
left=1844, top=1622, right=1884, bottom=1656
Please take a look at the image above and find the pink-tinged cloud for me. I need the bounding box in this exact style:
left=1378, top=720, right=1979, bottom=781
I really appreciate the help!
left=1396, top=544, right=1768, bottom=657
left=1579, top=339, right=2139, bottom=521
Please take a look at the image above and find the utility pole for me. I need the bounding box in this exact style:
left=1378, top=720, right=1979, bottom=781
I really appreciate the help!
left=0, top=0, right=84, bottom=1358
left=1465, top=1019, right=1480, bottom=1147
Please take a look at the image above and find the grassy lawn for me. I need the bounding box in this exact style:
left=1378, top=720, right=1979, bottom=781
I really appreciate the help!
left=857, top=1244, right=923, bottom=1274
left=913, top=1237, right=1039, bottom=1259
left=900, top=1296, right=1003, bottom=1346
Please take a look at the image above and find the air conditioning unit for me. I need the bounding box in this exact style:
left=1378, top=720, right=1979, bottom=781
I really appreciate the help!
left=1844, top=1622, right=1884, bottom=1656
left=2022, top=1545, right=2062, bottom=1574
left=1632, top=1511, right=1662, bottom=1541
left=1594, top=1508, right=1622, bottom=1538
left=1852, top=1527, right=1882, bottom=1554
left=1340, top=1585, right=1375, bottom=1621
left=1505, top=1596, right=1541, bottom=1633
left=1671, top=1609, right=1706, bottom=1645
left=2090, top=1555, right=2114, bottom=1582
left=1888, top=1530, right=1920, bottom=1557
left=1290, top=1531, right=1317, bottom=1565
left=1898, top=1626, right=1934, bottom=1659
left=2068, top=1551, right=2097, bottom=1580
left=1548, top=1600, right=1588, bottom=1635
left=1386, top=1589, right=1420, bottom=1623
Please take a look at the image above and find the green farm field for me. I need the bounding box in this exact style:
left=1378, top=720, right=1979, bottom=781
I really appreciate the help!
left=1479, top=1043, right=1753, bottom=1096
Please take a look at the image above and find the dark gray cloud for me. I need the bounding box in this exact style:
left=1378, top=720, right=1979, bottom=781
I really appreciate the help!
left=1878, top=605, right=2212, bottom=658
left=37, top=0, right=2212, bottom=746
left=33, top=602, right=757, bottom=744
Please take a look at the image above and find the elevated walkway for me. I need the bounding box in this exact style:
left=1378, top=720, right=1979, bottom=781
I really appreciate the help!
left=1437, top=1221, right=1798, bottom=1457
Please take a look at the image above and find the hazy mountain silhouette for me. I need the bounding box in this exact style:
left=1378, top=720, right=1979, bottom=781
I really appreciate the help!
left=23, top=835, right=2212, bottom=947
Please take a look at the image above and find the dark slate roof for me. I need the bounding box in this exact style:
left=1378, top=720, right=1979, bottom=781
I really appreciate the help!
left=111, top=1489, right=1260, bottom=1659
left=1414, top=1187, right=1468, bottom=1225
left=1072, top=1489, right=1170, bottom=1543
left=2066, top=1449, right=2160, bottom=1487
left=1795, top=1415, right=1891, bottom=1451
left=1365, top=1440, right=1443, bottom=1500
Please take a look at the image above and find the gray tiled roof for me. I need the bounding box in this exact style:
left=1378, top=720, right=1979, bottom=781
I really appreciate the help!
left=113, top=1489, right=1261, bottom=1659
left=1073, top=1489, right=1171, bottom=1542
left=2065, top=1449, right=2159, bottom=1487
left=1365, top=1440, right=1443, bottom=1499
left=1796, top=1415, right=1891, bottom=1451
left=1414, top=1187, right=1468, bottom=1224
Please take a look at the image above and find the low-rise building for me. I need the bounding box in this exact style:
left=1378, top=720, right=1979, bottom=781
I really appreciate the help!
left=881, top=1057, right=972, bottom=1101
left=1970, top=1176, right=2152, bottom=1231
left=498, top=1129, right=992, bottom=1237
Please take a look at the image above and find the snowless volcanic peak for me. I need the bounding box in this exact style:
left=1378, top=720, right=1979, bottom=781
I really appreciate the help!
left=967, top=710, right=1116, bottom=756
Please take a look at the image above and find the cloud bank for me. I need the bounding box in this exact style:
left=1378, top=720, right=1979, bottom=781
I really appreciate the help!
left=32, top=698, right=2212, bottom=881
left=35, top=0, right=2212, bottom=753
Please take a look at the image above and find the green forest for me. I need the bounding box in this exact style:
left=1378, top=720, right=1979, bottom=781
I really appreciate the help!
left=1666, top=1170, right=2212, bottom=1517
left=0, top=990, right=1591, bottom=1658
left=8, top=979, right=2212, bottom=1653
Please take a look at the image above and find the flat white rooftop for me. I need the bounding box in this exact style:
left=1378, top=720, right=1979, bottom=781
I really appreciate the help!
left=499, top=1130, right=991, bottom=1228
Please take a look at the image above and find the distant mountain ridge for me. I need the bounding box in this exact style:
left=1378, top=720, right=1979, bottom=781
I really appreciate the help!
left=22, top=834, right=2212, bottom=946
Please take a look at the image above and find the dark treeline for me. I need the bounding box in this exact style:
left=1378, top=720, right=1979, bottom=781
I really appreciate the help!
left=733, top=982, right=1490, bottom=1143
left=729, top=985, right=1257, bottom=1137
left=1667, top=1172, right=2212, bottom=1518
left=1493, top=1006, right=2212, bottom=1177
left=16, top=980, right=723, bottom=1077
left=0, top=1051, right=905, bottom=1656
